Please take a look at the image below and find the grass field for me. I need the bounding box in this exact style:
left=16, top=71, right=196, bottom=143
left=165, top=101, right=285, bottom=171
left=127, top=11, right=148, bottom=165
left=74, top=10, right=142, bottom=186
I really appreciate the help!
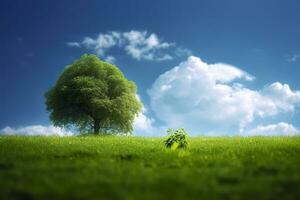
left=0, top=136, right=300, bottom=200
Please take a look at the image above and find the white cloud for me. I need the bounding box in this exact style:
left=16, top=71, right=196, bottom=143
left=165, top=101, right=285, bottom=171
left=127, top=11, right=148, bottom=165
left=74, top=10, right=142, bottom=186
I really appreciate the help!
left=123, top=31, right=174, bottom=61
left=0, top=125, right=74, bottom=136
left=175, top=47, right=193, bottom=57
left=133, top=112, right=166, bottom=136
left=148, top=56, right=300, bottom=135
left=81, top=31, right=122, bottom=56
left=245, top=122, right=299, bottom=136
left=104, top=55, right=116, bottom=64
left=67, top=42, right=81, bottom=47
left=133, top=109, right=155, bottom=134
left=133, top=95, right=158, bottom=136
left=67, top=30, right=190, bottom=62
left=287, top=54, right=300, bottom=62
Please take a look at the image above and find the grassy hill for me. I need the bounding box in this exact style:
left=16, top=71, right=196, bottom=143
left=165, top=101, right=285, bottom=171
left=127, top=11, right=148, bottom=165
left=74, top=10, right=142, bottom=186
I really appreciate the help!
left=0, top=136, right=299, bottom=200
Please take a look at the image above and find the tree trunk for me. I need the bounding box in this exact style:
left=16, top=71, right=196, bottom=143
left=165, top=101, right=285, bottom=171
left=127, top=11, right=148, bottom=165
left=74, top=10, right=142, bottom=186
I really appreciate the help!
left=94, top=119, right=100, bottom=134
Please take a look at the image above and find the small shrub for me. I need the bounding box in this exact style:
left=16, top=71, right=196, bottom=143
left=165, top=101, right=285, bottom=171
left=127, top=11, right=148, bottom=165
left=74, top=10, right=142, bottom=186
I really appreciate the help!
left=164, top=128, right=189, bottom=149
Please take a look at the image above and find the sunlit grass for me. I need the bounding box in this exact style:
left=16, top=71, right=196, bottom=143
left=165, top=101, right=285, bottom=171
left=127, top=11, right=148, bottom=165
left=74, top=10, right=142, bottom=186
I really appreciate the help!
left=0, top=136, right=299, bottom=199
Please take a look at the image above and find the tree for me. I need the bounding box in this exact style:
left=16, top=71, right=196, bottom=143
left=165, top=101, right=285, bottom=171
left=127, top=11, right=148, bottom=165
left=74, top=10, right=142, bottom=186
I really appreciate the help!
left=45, top=54, right=142, bottom=134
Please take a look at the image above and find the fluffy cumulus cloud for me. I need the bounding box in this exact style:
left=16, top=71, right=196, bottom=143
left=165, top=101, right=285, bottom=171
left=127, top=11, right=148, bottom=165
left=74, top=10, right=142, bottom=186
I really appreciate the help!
left=0, top=125, right=73, bottom=136
left=81, top=31, right=122, bottom=57
left=245, top=122, right=299, bottom=136
left=67, top=30, right=190, bottom=62
left=148, top=56, right=300, bottom=135
left=133, top=108, right=156, bottom=136
left=123, top=30, right=174, bottom=61
left=132, top=95, right=157, bottom=136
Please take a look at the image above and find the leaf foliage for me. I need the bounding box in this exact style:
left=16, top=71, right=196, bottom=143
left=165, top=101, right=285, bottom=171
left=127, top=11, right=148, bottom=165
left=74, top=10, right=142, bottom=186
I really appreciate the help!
left=45, top=54, right=142, bottom=134
left=164, top=128, right=189, bottom=149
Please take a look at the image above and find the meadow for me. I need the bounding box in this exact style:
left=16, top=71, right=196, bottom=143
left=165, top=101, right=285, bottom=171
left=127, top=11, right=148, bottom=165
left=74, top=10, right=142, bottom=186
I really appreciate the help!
left=0, top=136, right=299, bottom=200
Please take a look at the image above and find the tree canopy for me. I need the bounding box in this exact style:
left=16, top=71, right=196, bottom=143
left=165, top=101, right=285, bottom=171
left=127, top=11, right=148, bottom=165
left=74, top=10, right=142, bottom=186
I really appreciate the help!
left=45, top=54, right=142, bottom=134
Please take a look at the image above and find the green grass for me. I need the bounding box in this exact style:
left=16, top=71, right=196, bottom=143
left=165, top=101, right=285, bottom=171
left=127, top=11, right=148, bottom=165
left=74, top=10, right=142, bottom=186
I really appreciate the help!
left=0, top=136, right=300, bottom=200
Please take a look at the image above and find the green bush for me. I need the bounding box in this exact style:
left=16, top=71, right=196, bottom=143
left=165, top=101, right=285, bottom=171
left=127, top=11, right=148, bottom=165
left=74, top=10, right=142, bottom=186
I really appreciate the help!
left=164, top=128, right=189, bottom=149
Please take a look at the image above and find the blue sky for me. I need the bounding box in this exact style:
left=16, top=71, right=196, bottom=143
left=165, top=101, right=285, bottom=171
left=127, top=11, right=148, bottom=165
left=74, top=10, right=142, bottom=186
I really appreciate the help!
left=1, top=0, right=300, bottom=136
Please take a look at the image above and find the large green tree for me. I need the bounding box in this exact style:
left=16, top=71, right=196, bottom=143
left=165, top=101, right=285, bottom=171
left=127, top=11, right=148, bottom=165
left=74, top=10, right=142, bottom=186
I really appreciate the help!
left=45, top=54, right=142, bottom=134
